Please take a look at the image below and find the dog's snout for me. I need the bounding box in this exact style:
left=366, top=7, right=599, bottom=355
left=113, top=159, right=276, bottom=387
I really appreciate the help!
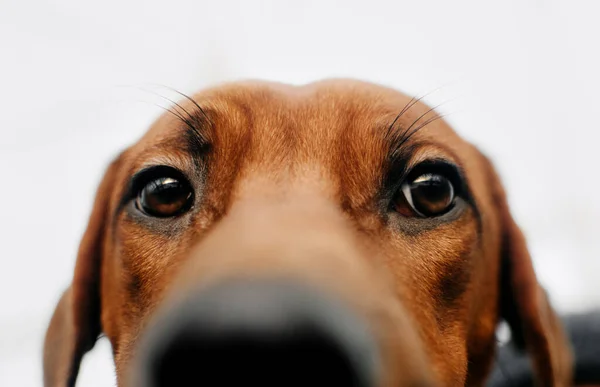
left=133, top=280, right=380, bottom=387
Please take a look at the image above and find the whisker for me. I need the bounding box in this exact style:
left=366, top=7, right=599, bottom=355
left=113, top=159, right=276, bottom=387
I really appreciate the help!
left=132, top=98, right=204, bottom=145
left=390, top=114, right=445, bottom=161
left=131, top=84, right=210, bottom=144
left=388, top=107, right=446, bottom=161
left=139, top=83, right=212, bottom=124
left=385, top=95, right=418, bottom=139
left=134, top=86, right=196, bottom=124
left=162, top=86, right=212, bottom=123
left=399, top=103, right=444, bottom=140
left=148, top=102, right=190, bottom=124
left=129, top=97, right=190, bottom=124
left=385, top=84, right=448, bottom=139
left=406, top=113, right=444, bottom=141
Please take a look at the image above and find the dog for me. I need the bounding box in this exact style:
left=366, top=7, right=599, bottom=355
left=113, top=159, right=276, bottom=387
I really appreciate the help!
left=43, top=79, right=573, bottom=386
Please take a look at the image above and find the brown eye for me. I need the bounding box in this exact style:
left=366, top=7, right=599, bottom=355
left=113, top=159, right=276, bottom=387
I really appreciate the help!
left=136, top=176, right=193, bottom=217
left=395, top=173, right=455, bottom=217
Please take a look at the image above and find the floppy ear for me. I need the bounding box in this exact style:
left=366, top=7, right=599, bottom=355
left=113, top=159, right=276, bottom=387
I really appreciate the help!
left=43, top=155, right=122, bottom=387
left=484, top=154, right=573, bottom=386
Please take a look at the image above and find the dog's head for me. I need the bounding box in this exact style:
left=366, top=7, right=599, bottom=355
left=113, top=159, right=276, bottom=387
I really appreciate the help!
left=43, top=80, right=572, bottom=386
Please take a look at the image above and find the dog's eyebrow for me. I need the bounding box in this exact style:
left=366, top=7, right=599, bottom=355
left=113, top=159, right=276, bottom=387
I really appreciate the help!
left=157, top=94, right=212, bottom=159
left=168, top=109, right=212, bottom=163
left=183, top=126, right=211, bottom=161
left=164, top=90, right=212, bottom=142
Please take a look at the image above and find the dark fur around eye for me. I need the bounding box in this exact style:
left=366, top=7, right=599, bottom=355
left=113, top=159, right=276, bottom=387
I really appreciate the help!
left=380, top=158, right=481, bottom=233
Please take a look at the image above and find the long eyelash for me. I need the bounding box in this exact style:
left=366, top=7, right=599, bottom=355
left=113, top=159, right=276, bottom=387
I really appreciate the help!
left=384, top=83, right=449, bottom=140
left=150, top=84, right=213, bottom=134
left=399, top=112, right=446, bottom=150
left=145, top=102, right=192, bottom=128
left=385, top=93, right=430, bottom=141
left=135, top=85, right=211, bottom=145
left=385, top=84, right=452, bottom=167
left=385, top=95, right=419, bottom=139
left=163, top=86, right=212, bottom=123
left=388, top=107, right=446, bottom=164
left=406, top=102, right=441, bottom=133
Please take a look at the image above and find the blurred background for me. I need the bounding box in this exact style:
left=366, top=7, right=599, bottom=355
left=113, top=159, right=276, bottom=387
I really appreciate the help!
left=1, top=0, right=598, bottom=385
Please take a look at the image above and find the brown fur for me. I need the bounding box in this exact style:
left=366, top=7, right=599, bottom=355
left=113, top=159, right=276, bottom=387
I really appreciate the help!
left=43, top=79, right=572, bottom=386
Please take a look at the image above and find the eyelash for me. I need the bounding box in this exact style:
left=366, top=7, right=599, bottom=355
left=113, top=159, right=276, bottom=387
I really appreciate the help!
left=404, top=161, right=465, bottom=192
left=385, top=160, right=466, bottom=207
left=127, top=166, right=191, bottom=201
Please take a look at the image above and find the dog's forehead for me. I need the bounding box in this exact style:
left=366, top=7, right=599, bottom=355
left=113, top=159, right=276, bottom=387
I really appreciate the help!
left=121, top=81, right=481, bottom=200
left=138, top=80, right=461, bottom=145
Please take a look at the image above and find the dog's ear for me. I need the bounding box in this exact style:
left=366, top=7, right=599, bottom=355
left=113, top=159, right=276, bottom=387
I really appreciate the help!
left=482, top=153, right=572, bottom=386
left=43, top=155, right=122, bottom=387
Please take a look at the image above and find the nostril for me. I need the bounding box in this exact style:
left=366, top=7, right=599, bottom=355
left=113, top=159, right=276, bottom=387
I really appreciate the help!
left=153, top=326, right=360, bottom=386
left=135, top=280, right=380, bottom=387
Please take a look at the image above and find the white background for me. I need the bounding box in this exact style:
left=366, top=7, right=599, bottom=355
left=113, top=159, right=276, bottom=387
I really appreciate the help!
left=1, top=1, right=598, bottom=385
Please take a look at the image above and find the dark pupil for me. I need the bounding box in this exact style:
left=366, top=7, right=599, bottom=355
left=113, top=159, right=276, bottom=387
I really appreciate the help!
left=410, top=174, right=454, bottom=216
left=141, top=178, right=191, bottom=217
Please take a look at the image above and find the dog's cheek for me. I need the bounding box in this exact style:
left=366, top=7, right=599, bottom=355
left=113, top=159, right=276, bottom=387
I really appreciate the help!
left=107, top=222, right=191, bottom=342
left=106, top=233, right=186, bottom=386
left=120, top=232, right=180, bottom=310
left=384, top=216, right=478, bottom=384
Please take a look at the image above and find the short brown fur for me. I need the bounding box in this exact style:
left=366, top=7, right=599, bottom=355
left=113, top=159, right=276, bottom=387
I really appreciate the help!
left=44, top=79, right=572, bottom=386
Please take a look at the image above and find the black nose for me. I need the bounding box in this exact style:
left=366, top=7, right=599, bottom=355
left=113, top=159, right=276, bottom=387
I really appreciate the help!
left=133, top=279, right=380, bottom=387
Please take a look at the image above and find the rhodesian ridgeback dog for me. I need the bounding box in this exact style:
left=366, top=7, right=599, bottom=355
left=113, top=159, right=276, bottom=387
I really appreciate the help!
left=43, top=79, right=573, bottom=386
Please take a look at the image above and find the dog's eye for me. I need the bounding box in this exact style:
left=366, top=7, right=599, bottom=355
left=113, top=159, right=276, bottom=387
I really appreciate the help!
left=136, top=176, right=193, bottom=218
left=394, top=173, right=455, bottom=217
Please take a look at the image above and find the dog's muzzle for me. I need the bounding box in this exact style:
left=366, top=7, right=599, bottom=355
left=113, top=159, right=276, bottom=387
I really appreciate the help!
left=131, top=279, right=381, bottom=387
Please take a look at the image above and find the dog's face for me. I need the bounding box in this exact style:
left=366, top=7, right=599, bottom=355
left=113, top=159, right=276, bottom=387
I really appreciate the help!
left=44, top=80, right=572, bottom=387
